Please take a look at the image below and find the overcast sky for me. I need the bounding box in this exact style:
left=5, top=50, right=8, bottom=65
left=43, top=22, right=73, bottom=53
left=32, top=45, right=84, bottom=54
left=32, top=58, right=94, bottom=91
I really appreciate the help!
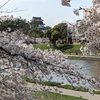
left=0, top=0, right=92, bottom=27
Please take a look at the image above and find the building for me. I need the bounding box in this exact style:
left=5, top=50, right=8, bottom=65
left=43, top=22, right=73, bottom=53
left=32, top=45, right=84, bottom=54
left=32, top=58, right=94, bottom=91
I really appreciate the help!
left=31, top=17, right=46, bottom=32
left=68, top=25, right=82, bottom=44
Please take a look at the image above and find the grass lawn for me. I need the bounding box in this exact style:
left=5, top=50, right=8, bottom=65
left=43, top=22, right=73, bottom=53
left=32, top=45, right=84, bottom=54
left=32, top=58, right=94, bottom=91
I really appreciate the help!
left=34, top=44, right=55, bottom=50
left=33, top=44, right=100, bottom=57
left=43, top=81, right=88, bottom=92
left=35, top=92, right=88, bottom=100
left=24, top=77, right=100, bottom=95
left=34, top=44, right=83, bottom=55
left=34, top=44, right=81, bottom=50
left=24, top=79, right=89, bottom=93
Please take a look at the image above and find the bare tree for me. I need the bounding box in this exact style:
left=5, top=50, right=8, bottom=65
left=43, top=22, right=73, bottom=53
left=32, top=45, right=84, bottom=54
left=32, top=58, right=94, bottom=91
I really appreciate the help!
left=0, top=0, right=22, bottom=13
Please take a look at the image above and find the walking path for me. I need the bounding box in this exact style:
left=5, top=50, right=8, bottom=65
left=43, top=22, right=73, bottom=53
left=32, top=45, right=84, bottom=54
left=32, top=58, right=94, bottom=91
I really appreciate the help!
left=26, top=83, right=100, bottom=100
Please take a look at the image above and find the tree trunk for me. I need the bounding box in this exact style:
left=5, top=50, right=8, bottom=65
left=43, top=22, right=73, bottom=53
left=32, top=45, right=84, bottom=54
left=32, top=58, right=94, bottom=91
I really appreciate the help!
left=53, top=42, right=57, bottom=48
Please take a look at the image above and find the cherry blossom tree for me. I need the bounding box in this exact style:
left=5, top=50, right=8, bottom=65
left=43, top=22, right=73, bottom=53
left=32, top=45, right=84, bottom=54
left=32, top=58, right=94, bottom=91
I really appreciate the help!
left=0, top=0, right=22, bottom=13
left=61, top=0, right=100, bottom=55
left=0, top=0, right=100, bottom=100
left=1, top=29, right=100, bottom=100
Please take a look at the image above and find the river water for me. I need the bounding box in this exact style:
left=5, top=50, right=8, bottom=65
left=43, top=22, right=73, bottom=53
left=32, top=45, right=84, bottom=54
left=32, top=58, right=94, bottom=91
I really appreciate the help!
left=43, top=59, right=100, bottom=89
left=66, top=59, right=100, bottom=80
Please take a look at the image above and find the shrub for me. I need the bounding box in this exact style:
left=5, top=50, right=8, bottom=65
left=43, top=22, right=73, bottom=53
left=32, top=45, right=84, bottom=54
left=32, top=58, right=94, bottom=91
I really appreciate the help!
left=24, top=77, right=34, bottom=83
left=94, top=90, right=100, bottom=95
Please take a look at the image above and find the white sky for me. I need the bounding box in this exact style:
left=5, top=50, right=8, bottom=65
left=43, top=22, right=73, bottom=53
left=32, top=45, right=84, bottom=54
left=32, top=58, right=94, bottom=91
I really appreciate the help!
left=0, top=0, right=93, bottom=27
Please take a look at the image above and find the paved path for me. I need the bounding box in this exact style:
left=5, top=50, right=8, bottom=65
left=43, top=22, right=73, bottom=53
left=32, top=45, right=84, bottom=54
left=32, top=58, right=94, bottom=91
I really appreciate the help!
left=26, top=83, right=100, bottom=100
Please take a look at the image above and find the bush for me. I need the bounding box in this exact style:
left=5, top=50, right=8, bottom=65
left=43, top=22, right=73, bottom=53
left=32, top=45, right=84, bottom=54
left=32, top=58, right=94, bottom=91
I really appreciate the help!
left=44, top=81, right=59, bottom=86
left=24, top=77, right=34, bottom=83
left=94, top=90, right=100, bottom=95
left=58, top=84, right=72, bottom=89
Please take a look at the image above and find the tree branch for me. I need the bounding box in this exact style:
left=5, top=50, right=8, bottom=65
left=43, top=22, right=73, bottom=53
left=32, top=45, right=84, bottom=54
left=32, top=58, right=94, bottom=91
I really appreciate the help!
left=0, top=0, right=10, bottom=10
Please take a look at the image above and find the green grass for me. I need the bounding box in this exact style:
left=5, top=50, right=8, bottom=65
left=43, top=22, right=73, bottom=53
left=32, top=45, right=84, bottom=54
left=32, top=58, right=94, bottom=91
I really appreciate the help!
left=34, top=44, right=100, bottom=59
left=44, top=81, right=60, bottom=86
left=35, top=92, right=88, bottom=100
left=44, top=81, right=88, bottom=92
left=34, top=44, right=81, bottom=50
left=58, top=85, right=88, bottom=92
left=34, top=44, right=83, bottom=55
left=68, top=55, right=82, bottom=59
left=57, top=44, right=74, bottom=50
left=25, top=79, right=89, bottom=92
left=34, top=44, right=55, bottom=50
left=94, top=90, right=100, bottom=95
left=24, top=78, right=100, bottom=95
left=24, top=77, right=34, bottom=83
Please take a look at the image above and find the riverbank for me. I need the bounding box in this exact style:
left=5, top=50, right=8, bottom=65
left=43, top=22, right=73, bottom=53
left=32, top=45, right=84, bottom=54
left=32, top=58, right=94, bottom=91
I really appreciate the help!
left=34, top=44, right=100, bottom=60
left=67, top=55, right=100, bottom=60
left=27, top=83, right=100, bottom=100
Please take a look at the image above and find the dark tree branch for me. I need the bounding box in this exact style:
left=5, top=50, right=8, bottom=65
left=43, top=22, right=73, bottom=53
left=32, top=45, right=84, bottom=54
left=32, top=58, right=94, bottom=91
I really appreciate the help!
left=0, top=0, right=10, bottom=10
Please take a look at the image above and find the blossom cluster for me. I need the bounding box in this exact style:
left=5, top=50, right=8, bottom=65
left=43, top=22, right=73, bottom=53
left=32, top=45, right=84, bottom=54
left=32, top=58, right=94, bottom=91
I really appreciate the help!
left=0, top=15, right=22, bottom=22
left=0, top=30, right=100, bottom=99
left=61, top=0, right=71, bottom=7
left=61, top=0, right=100, bottom=55
left=62, top=0, right=100, bottom=55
